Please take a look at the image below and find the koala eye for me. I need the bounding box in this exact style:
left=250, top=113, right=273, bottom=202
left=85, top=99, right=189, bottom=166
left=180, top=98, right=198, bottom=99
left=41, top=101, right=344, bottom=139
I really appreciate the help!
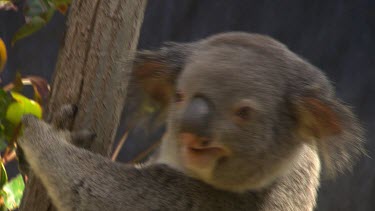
left=234, top=106, right=252, bottom=121
left=174, top=91, right=184, bottom=103
left=232, top=99, right=258, bottom=124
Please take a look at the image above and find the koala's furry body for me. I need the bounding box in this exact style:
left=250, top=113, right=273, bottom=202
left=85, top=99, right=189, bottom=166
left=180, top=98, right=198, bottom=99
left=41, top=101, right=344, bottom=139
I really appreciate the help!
left=18, top=32, right=364, bottom=211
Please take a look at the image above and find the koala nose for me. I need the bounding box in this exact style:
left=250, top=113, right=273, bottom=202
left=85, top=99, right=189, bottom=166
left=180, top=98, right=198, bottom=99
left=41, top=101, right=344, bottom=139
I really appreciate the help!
left=180, top=97, right=213, bottom=137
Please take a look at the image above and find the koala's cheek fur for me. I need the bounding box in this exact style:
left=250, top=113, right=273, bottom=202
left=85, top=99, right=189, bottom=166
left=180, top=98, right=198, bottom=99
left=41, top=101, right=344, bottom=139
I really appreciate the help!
left=202, top=140, right=301, bottom=192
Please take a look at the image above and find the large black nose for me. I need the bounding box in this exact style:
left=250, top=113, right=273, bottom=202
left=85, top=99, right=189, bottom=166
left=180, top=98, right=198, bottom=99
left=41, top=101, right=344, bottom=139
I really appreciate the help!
left=180, top=97, right=213, bottom=137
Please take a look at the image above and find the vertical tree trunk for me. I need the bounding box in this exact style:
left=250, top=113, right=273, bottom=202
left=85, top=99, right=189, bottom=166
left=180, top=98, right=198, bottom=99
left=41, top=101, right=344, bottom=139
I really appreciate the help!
left=19, top=0, right=147, bottom=210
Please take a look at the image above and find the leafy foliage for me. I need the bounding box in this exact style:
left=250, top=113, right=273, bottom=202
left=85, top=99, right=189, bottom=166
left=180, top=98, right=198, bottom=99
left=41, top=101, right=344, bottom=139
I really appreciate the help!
left=1, top=0, right=72, bottom=45
left=1, top=2, right=76, bottom=207
left=0, top=38, right=49, bottom=210
left=0, top=90, right=11, bottom=147
left=0, top=3, right=155, bottom=209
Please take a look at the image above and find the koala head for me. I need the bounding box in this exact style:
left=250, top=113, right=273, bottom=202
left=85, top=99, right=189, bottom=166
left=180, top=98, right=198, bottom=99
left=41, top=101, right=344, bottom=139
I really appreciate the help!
left=132, top=32, right=364, bottom=192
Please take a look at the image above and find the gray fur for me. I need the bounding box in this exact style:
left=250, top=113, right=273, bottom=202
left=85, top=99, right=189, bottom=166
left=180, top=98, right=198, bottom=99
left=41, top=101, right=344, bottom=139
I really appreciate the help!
left=18, top=32, right=364, bottom=210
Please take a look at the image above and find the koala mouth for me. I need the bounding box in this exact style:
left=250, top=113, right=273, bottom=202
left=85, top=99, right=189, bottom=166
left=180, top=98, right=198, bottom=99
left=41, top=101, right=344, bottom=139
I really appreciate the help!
left=179, top=133, right=230, bottom=169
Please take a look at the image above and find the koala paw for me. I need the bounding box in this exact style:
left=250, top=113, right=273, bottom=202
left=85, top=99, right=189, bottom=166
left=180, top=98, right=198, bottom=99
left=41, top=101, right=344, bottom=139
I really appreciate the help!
left=50, top=104, right=96, bottom=148
left=18, top=115, right=54, bottom=149
left=17, top=105, right=96, bottom=174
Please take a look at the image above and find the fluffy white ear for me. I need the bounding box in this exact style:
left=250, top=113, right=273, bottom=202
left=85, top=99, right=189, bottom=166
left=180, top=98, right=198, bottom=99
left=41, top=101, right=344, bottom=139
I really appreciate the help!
left=293, top=94, right=365, bottom=176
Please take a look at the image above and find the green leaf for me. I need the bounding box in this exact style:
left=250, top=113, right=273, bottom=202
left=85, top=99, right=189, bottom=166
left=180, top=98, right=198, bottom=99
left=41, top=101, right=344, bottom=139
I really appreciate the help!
left=1, top=174, right=25, bottom=210
left=0, top=129, right=7, bottom=151
left=0, top=89, right=11, bottom=120
left=11, top=16, right=47, bottom=45
left=0, top=141, right=7, bottom=152
left=6, top=92, right=43, bottom=125
left=23, top=0, right=55, bottom=22
left=40, top=8, right=56, bottom=22
left=2, top=120, right=16, bottom=141
left=24, top=0, right=49, bottom=17
left=0, top=163, right=7, bottom=189
left=52, top=0, right=72, bottom=5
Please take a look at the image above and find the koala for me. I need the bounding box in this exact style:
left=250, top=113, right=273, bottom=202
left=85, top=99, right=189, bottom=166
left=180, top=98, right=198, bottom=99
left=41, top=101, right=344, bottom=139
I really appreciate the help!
left=18, top=32, right=364, bottom=211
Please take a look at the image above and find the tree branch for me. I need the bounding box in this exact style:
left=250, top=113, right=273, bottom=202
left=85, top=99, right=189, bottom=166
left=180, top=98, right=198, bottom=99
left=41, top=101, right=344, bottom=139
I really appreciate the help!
left=19, top=1, right=147, bottom=210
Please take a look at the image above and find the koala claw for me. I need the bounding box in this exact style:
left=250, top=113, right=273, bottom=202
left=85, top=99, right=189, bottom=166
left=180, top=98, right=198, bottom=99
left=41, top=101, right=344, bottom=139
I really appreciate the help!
left=17, top=105, right=96, bottom=176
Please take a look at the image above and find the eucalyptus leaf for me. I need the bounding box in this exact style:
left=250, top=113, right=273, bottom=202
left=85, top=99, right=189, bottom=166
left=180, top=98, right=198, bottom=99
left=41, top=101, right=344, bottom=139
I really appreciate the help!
left=12, top=16, right=47, bottom=45
left=24, top=0, right=50, bottom=17
left=0, top=131, right=7, bottom=151
left=0, top=89, right=11, bottom=120
left=3, top=120, right=16, bottom=141
left=2, top=174, right=25, bottom=210
left=40, top=8, right=56, bottom=22
left=52, top=0, right=72, bottom=4
left=0, top=163, right=7, bottom=189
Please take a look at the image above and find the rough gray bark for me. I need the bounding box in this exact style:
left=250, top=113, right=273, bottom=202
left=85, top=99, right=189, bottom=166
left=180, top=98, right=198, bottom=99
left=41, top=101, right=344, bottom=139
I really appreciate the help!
left=19, top=0, right=147, bottom=210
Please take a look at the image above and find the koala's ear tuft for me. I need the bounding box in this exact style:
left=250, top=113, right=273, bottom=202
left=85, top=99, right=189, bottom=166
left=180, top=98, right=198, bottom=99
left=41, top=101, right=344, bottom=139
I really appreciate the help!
left=295, top=97, right=342, bottom=139
left=133, top=58, right=175, bottom=107
left=132, top=43, right=191, bottom=108
left=293, top=93, right=365, bottom=177
left=124, top=43, right=192, bottom=130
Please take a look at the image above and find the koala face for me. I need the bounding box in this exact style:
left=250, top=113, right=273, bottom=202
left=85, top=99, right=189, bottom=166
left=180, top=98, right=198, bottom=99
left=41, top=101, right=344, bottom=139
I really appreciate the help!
left=165, top=41, right=302, bottom=192
left=133, top=32, right=364, bottom=193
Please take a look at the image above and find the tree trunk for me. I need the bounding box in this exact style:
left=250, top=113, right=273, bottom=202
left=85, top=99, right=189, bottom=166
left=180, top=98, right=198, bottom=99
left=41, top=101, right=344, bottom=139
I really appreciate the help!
left=19, top=0, right=147, bottom=210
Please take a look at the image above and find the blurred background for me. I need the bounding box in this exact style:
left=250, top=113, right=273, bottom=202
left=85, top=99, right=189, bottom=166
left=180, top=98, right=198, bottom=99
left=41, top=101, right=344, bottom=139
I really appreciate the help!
left=1, top=0, right=374, bottom=210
